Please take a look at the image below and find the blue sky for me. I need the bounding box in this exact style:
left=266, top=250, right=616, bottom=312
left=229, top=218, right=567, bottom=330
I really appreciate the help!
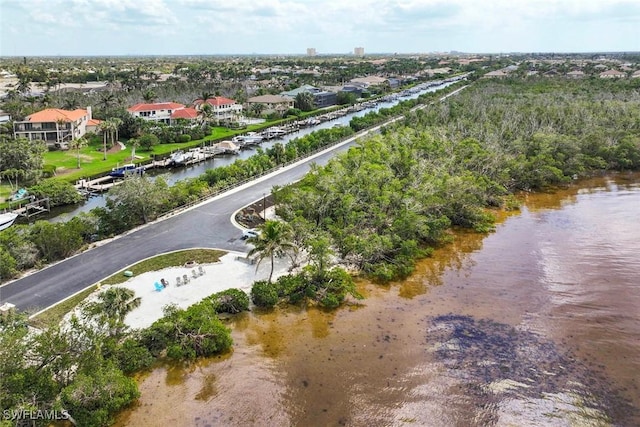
left=1, top=0, right=639, bottom=56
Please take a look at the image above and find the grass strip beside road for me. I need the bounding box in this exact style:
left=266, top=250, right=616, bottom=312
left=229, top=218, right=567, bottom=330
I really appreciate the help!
left=29, top=249, right=226, bottom=328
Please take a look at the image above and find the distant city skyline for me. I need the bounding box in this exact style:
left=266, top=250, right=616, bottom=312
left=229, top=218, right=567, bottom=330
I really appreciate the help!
left=0, top=0, right=639, bottom=57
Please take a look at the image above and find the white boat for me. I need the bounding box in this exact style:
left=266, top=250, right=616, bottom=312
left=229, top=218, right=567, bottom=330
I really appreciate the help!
left=109, top=163, right=145, bottom=178
left=0, top=212, right=18, bottom=231
left=168, top=150, right=195, bottom=166
left=261, top=127, right=287, bottom=139
left=214, top=140, right=240, bottom=154
left=232, top=132, right=263, bottom=147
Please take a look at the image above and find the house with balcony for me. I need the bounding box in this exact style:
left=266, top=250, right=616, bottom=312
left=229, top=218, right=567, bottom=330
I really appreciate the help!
left=193, top=96, right=243, bottom=123
left=247, top=95, right=294, bottom=116
left=13, top=107, right=93, bottom=148
left=127, top=102, right=186, bottom=124
left=280, top=85, right=338, bottom=108
left=170, top=107, right=199, bottom=125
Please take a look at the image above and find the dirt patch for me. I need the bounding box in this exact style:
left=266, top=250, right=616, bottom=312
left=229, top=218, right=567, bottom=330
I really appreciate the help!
left=107, top=142, right=123, bottom=154
left=53, top=167, right=75, bottom=177
left=235, top=195, right=273, bottom=228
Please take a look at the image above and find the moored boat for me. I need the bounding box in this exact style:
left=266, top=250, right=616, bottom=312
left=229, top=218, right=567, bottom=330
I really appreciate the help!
left=0, top=212, right=18, bottom=231
left=109, top=164, right=145, bottom=178
left=214, top=140, right=240, bottom=154
left=232, top=132, right=263, bottom=147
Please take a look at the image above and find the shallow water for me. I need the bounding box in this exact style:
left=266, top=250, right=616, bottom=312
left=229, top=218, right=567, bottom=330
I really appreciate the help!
left=114, top=173, right=640, bottom=426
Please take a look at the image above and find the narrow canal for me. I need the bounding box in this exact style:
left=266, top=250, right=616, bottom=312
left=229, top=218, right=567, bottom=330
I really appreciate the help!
left=45, top=80, right=458, bottom=222
left=113, top=173, right=640, bottom=426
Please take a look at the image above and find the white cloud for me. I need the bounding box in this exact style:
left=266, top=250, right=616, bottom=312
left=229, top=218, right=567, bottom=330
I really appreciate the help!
left=1, top=0, right=638, bottom=55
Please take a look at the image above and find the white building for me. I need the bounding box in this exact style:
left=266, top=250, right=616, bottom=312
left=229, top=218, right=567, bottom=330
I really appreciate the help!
left=127, top=102, right=186, bottom=124
left=307, top=48, right=317, bottom=57
left=193, top=96, right=243, bottom=122
left=13, top=107, right=94, bottom=147
left=354, top=47, right=365, bottom=57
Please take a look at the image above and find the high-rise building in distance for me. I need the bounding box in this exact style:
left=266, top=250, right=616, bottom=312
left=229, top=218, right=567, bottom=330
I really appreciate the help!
left=307, top=48, right=317, bottom=56
left=354, top=47, right=365, bottom=57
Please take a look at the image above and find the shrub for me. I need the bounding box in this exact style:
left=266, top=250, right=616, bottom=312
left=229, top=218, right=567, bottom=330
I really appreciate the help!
left=250, top=280, right=279, bottom=308
left=114, top=338, right=154, bottom=374
left=60, top=362, right=139, bottom=427
left=28, top=180, right=84, bottom=207
left=42, top=164, right=57, bottom=178
left=208, top=288, right=250, bottom=314
left=176, top=134, right=192, bottom=143
left=274, top=274, right=308, bottom=304
left=0, top=247, right=17, bottom=281
left=141, top=303, right=232, bottom=360
left=138, top=133, right=159, bottom=150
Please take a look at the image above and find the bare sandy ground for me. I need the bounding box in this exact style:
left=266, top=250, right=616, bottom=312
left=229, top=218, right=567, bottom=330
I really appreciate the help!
left=92, top=252, right=291, bottom=330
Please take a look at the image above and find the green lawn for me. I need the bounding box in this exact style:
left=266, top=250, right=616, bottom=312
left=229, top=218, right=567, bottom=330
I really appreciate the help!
left=42, top=125, right=272, bottom=183
left=5, top=104, right=354, bottom=201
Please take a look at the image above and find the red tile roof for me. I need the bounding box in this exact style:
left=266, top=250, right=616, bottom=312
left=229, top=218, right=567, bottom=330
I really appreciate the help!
left=194, top=97, right=236, bottom=107
left=87, top=118, right=102, bottom=126
left=127, top=102, right=185, bottom=112
left=171, top=108, right=198, bottom=120
left=27, top=108, right=88, bottom=123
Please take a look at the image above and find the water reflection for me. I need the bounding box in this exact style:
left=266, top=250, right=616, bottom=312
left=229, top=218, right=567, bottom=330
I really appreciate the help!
left=114, top=173, right=640, bottom=426
left=47, top=82, right=457, bottom=222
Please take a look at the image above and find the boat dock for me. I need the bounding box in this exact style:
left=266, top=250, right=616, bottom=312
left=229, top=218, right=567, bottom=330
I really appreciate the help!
left=74, top=147, right=228, bottom=195
left=11, top=198, right=51, bottom=219
left=75, top=176, right=123, bottom=195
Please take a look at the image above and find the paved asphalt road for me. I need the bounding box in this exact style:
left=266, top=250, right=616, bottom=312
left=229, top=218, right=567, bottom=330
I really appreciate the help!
left=0, top=135, right=360, bottom=313
left=1, top=82, right=468, bottom=313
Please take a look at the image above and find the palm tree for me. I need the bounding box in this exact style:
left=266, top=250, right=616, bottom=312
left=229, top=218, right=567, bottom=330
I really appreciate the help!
left=142, top=89, right=156, bottom=103
left=55, top=118, right=67, bottom=146
left=86, top=287, right=141, bottom=337
left=294, top=92, right=315, bottom=112
left=198, top=103, right=213, bottom=126
left=16, top=76, right=31, bottom=96
left=70, top=136, right=88, bottom=169
left=128, top=137, right=139, bottom=161
left=110, top=117, right=123, bottom=146
left=250, top=102, right=265, bottom=118
left=98, top=121, right=110, bottom=160
left=99, top=92, right=117, bottom=111
left=61, top=94, right=80, bottom=110
left=247, top=219, right=296, bottom=283
left=200, top=91, right=213, bottom=104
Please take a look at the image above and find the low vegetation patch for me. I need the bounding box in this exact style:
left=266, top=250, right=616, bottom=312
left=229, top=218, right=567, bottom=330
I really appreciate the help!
left=102, top=249, right=225, bottom=285
left=251, top=267, right=362, bottom=309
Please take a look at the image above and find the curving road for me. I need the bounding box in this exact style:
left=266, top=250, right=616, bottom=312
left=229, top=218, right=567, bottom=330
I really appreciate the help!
left=0, top=81, right=468, bottom=314
left=0, top=132, right=366, bottom=313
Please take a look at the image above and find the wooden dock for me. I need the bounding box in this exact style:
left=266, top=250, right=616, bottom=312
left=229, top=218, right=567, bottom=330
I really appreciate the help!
left=12, top=198, right=50, bottom=218
left=75, top=176, right=123, bottom=194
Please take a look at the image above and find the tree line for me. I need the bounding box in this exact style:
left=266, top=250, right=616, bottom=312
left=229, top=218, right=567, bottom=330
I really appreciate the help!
left=272, top=77, right=640, bottom=281
left=4, top=77, right=638, bottom=282
left=0, top=284, right=249, bottom=427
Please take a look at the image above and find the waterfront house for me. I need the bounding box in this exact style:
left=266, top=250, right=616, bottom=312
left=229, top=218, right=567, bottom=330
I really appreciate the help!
left=193, top=96, right=243, bottom=123
left=246, top=95, right=294, bottom=115
left=127, top=102, right=186, bottom=124
left=13, top=107, right=94, bottom=148
left=280, top=85, right=337, bottom=108
left=349, top=75, right=389, bottom=88
left=170, top=107, right=199, bottom=125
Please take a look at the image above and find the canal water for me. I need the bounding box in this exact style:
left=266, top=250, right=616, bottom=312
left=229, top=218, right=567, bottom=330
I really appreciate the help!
left=113, top=173, right=640, bottom=426
left=46, top=81, right=457, bottom=222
